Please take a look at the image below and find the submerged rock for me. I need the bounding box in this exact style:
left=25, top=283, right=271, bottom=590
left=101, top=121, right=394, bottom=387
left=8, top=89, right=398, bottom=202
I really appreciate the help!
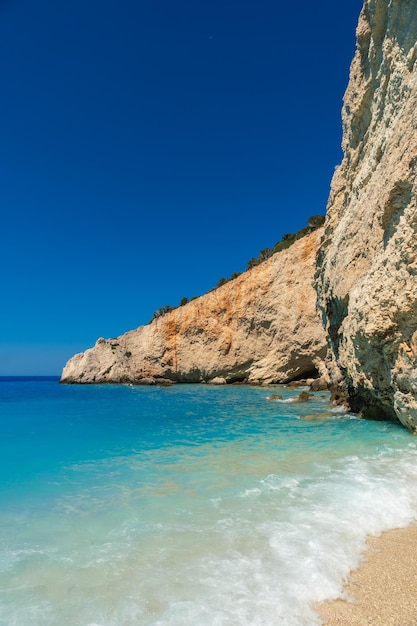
left=300, top=412, right=333, bottom=421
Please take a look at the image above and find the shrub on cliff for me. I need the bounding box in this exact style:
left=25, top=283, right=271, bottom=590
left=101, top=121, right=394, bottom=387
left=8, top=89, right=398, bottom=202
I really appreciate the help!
left=307, top=214, right=325, bottom=228
left=272, top=238, right=294, bottom=253
left=148, top=214, right=325, bottom=323
left=246, top=257, right=260, bottom=270
left=152, top=305, right=174, bottom=321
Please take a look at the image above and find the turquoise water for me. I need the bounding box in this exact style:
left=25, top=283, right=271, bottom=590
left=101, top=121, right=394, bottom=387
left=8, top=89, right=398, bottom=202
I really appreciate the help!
left=1, top=378, right=417, bottom=625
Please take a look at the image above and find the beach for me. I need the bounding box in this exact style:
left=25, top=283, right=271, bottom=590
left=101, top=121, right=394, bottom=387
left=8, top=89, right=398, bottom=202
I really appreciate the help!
left=318, top=524, right=417, bottom=625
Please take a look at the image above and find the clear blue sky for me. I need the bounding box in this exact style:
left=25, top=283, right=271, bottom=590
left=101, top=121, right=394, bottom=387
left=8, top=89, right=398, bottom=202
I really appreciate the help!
left=1, top=0, right=363, bottom=375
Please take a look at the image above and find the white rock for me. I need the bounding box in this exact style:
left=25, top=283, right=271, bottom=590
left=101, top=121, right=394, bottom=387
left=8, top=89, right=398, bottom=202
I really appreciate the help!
left=207, top=377, right=227, bottom=385
left=316, top=0, right=417, bottom=431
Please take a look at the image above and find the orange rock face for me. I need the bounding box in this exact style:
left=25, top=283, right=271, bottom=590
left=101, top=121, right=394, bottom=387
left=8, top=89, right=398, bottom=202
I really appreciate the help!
left=61, top=229, right=327, bottom=385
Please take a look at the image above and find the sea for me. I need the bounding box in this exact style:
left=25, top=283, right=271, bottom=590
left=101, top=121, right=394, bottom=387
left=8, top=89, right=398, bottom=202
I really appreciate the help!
left=1, top=377, right=417, bottom=626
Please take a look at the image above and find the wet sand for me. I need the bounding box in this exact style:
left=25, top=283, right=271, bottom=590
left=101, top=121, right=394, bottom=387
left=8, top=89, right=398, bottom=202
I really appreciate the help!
left=317, top=525, right=417, bottom=625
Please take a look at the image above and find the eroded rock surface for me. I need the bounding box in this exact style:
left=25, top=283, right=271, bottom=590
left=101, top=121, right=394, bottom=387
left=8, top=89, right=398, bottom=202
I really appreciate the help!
left=316, top=0, right=417, bottom=430
left=61, top=230, right=327, bottom=385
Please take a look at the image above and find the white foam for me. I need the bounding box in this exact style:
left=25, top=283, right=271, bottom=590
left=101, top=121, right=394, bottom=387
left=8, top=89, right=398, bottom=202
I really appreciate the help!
left=144, top=446, right=417, bottom=625
left=329, top=405, right=349, bottom=414
left=269, top=397, right=298, bottom=404
left=2, top=421, right=417, bottom=625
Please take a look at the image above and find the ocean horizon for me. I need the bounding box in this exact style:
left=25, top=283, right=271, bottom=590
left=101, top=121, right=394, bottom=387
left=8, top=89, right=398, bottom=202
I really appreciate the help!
left=1, top=377, right=417, bottom=625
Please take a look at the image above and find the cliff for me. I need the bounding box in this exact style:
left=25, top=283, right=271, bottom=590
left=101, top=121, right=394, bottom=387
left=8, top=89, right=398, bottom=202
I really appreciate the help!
left=62, top=0, right=417, bottom=431
left=61, top=229, right=327, bottom=385
left=316, top=0, right=417, bottom=430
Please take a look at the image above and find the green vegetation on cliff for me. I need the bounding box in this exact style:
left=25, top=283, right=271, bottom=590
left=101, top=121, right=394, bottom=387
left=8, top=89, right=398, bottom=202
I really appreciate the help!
left=150, top=215, right=325, bottom=322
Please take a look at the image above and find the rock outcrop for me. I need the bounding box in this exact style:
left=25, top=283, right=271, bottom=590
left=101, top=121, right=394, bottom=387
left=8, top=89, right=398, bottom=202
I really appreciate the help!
left=316, top=0, right=417, bottom=430
left=62, top=0, right=417, bottom=431
left=61, top=229, right=327, bottom=385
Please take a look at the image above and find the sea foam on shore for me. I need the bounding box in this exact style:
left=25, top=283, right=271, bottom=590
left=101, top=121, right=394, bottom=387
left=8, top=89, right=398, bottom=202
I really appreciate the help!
left=318, top=524, right=417, bottom=625
left=0, top=378, right=417, bottom=625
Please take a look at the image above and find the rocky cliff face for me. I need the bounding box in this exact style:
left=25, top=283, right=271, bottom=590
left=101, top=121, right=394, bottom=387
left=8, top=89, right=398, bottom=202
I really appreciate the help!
left=62, top=0, right=417, bottom=430
left=316, top=0, right=417, bottom=430
left=61, top=229, right=327, bottom=385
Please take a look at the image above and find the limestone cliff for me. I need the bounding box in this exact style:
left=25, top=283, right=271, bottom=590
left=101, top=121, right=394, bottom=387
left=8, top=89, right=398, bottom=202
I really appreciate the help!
left=316, top=0, right=417, bottom=430
left=61, top=229, right=327, bottom=385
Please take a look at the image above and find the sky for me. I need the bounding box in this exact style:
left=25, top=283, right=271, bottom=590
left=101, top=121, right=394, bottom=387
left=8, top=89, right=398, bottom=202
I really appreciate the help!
left=1, top=0, right=364, bottom=375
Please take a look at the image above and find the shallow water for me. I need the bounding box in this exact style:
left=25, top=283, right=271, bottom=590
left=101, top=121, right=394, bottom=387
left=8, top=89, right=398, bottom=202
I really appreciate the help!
left=1, top=378, right=416, bottom=625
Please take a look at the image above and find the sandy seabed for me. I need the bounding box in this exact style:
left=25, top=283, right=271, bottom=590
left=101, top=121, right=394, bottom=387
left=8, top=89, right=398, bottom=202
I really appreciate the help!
left=317, top=525, right=417, bottom=625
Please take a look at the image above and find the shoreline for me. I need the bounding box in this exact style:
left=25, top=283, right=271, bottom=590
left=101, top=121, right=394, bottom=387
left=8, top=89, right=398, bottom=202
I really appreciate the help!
left=317, top=523, right=417, bottom=625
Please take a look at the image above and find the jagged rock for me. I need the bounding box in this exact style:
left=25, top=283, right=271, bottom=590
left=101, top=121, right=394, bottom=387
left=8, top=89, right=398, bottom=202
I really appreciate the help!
left=207, top=377, right=227, bottom=385
left=61, top=230, right=327, bottom=386
left=316, top=0, right=417, bottom=431
left=310, top=377, right=329, bottom=392
left=286, top=380, right=308, bottom=388
left=294, top=391, right=314, bottom=403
